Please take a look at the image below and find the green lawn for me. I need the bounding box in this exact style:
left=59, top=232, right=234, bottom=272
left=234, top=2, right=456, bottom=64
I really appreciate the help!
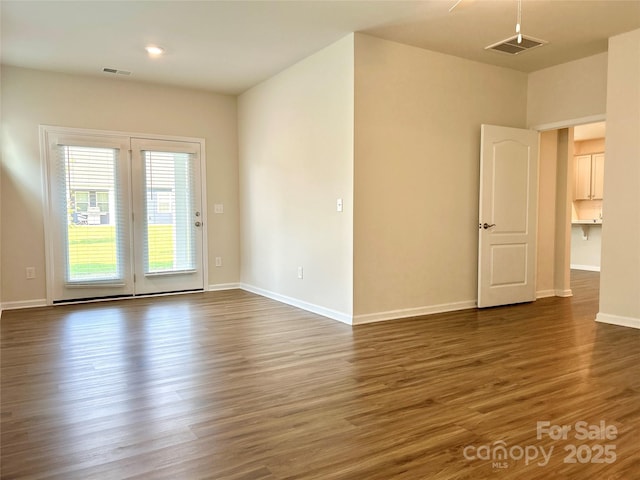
left=67, top=225, right=174, bottom=278
left=147, top=224, right=175, bottom=271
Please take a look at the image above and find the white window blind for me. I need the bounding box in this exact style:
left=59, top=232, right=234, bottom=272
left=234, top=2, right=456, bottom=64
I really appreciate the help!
left=143, top=150, right=196, bottom=274
left=56, top=145, right=125, bottom=284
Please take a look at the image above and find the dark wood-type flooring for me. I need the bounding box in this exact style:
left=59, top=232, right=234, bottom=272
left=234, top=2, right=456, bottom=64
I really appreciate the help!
left=1, top=270, right=639, bottom=479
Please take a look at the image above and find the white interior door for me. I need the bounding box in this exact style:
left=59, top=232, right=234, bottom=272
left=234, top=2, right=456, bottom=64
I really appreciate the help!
left=130, top=139, right=204, bottom=295
left=478, top=124, right=539, bottom=308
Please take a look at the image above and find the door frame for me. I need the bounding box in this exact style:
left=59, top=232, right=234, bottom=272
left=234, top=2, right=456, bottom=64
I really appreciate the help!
left=529, top=114, right=606, bottom=299
left=39, top=125, right=208, bottom=305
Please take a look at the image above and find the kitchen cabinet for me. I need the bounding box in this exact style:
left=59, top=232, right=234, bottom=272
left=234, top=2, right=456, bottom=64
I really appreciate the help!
left=591, top=153, right=605, bottom=199
left=574, top=153, right=604, bottom=200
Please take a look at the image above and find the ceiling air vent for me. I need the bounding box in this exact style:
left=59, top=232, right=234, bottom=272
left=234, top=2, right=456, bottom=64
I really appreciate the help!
left=485, top=34, right=547, bottom=55
left=102, top=67, right=131, bottom=76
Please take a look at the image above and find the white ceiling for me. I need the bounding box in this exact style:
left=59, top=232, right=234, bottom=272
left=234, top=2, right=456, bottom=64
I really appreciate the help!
left=2, top=1, right=639, bottom=95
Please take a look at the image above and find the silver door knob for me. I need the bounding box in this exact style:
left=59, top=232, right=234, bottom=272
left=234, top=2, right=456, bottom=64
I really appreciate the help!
left=195, top=221, right=202, bottom=227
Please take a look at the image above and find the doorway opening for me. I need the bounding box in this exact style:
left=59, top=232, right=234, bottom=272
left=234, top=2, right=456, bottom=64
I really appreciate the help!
left=536, top=120, right=604, bottom=305
left=570, top=121, right=605, bottom=274
left=40, top=126, right=208, bottom=305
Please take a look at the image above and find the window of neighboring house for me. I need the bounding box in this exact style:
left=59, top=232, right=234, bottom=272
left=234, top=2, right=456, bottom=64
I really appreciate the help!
left=74, top=191, right=89, bottom=213
left=156, top=191, right=173, bottom=214
left=72, top=190, right=109, bottom=222
left=96, top=191, right=109, bottom=212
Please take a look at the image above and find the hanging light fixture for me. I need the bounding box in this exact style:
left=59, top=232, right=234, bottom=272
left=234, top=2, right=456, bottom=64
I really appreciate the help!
left=485, top=0, right=547, bottom=55
left=515, top=0, right=523, bottom=44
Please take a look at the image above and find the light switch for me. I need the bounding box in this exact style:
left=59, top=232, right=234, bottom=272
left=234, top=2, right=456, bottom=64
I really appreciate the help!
left=336, top=198, right=343, bottom=212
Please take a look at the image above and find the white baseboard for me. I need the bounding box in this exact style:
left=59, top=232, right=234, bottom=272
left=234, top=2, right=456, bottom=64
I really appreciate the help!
left=240, top=283, right=353, bottom=325
left=596, top=312, right=640, bottom=329
left=536, top=289, right=556, bottom=299
left=1, top=286, right=239, bottom=312
left=570, top=264, right=601, bottom=272
left=352, top=300, right=476, bottom=325
left=1, top=299, right=48, bottom=311
left=240, top=285, right=477, bottom=326
left=537, top=289, right=576, bottom=299
left=0, top=287, right=242, bottom=312
left=208, top=282, right=241, bottom=292
left=555, top=289, right=573, bottom=297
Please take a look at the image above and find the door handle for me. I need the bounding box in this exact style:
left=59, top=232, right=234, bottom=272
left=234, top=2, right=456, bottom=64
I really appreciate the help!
left=195, top=221, right=202, bottom=227
left=482, top=223, right=496, bottom=229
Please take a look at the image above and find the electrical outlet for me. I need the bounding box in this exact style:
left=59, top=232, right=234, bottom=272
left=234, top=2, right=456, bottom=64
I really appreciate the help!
left=214, top=204, right=224, bottom=214
left=215, top=257, right=223, bottom=267
left=26, top=267, right=36, bottom=279
left=297, top=266, right=304, bottom=279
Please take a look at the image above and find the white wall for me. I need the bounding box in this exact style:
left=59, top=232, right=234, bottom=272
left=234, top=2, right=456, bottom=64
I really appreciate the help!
left=553, top=129, right=574, bottom=297
left=597, top=29, right=640, bottom=329
left=536, top=130, right=559, bottom=296
left=527, top=52, right=607, bottom=128
left=353, top=34, right=528, bottom=321
left=0, top=65, right=3, bottom=315
left=237, top=35, right=354, bottom=321
left=571, top=226, right=602, bottom=271
left=0, top=66, right=239, bottom=306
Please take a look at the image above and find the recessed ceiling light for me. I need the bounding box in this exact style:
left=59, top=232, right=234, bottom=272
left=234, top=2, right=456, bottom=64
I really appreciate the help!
left=145, top=45, right=165, bottom=57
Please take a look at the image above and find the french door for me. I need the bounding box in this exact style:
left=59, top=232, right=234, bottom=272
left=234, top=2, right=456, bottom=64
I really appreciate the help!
left=131, top=138, right=203, bottom=295
left=42, top=127, right=205, bottom=303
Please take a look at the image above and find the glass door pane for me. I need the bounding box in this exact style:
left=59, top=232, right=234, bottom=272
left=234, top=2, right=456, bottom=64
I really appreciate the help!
left=62, top=146, right=121, bottom=282
left=143, top=151, right=196, bottom=274
left=45, top=132, right=133, bottom=302
left=131, top=139, right=204, bottom=295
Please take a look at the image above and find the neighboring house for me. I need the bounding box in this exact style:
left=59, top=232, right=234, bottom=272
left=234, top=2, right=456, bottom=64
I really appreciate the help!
left=70, top=190, right=111, bottom=225
left=70, top=185, right=174, bottom=226
left=146, top=189, right=175, bottom=225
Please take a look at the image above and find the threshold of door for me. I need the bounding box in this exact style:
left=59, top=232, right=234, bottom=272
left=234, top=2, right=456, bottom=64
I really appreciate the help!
left=52, top=289, right=204, bottom=306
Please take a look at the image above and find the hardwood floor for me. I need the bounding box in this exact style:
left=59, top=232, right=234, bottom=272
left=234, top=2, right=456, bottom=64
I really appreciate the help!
left=1, top=271, right=638, bottom=479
